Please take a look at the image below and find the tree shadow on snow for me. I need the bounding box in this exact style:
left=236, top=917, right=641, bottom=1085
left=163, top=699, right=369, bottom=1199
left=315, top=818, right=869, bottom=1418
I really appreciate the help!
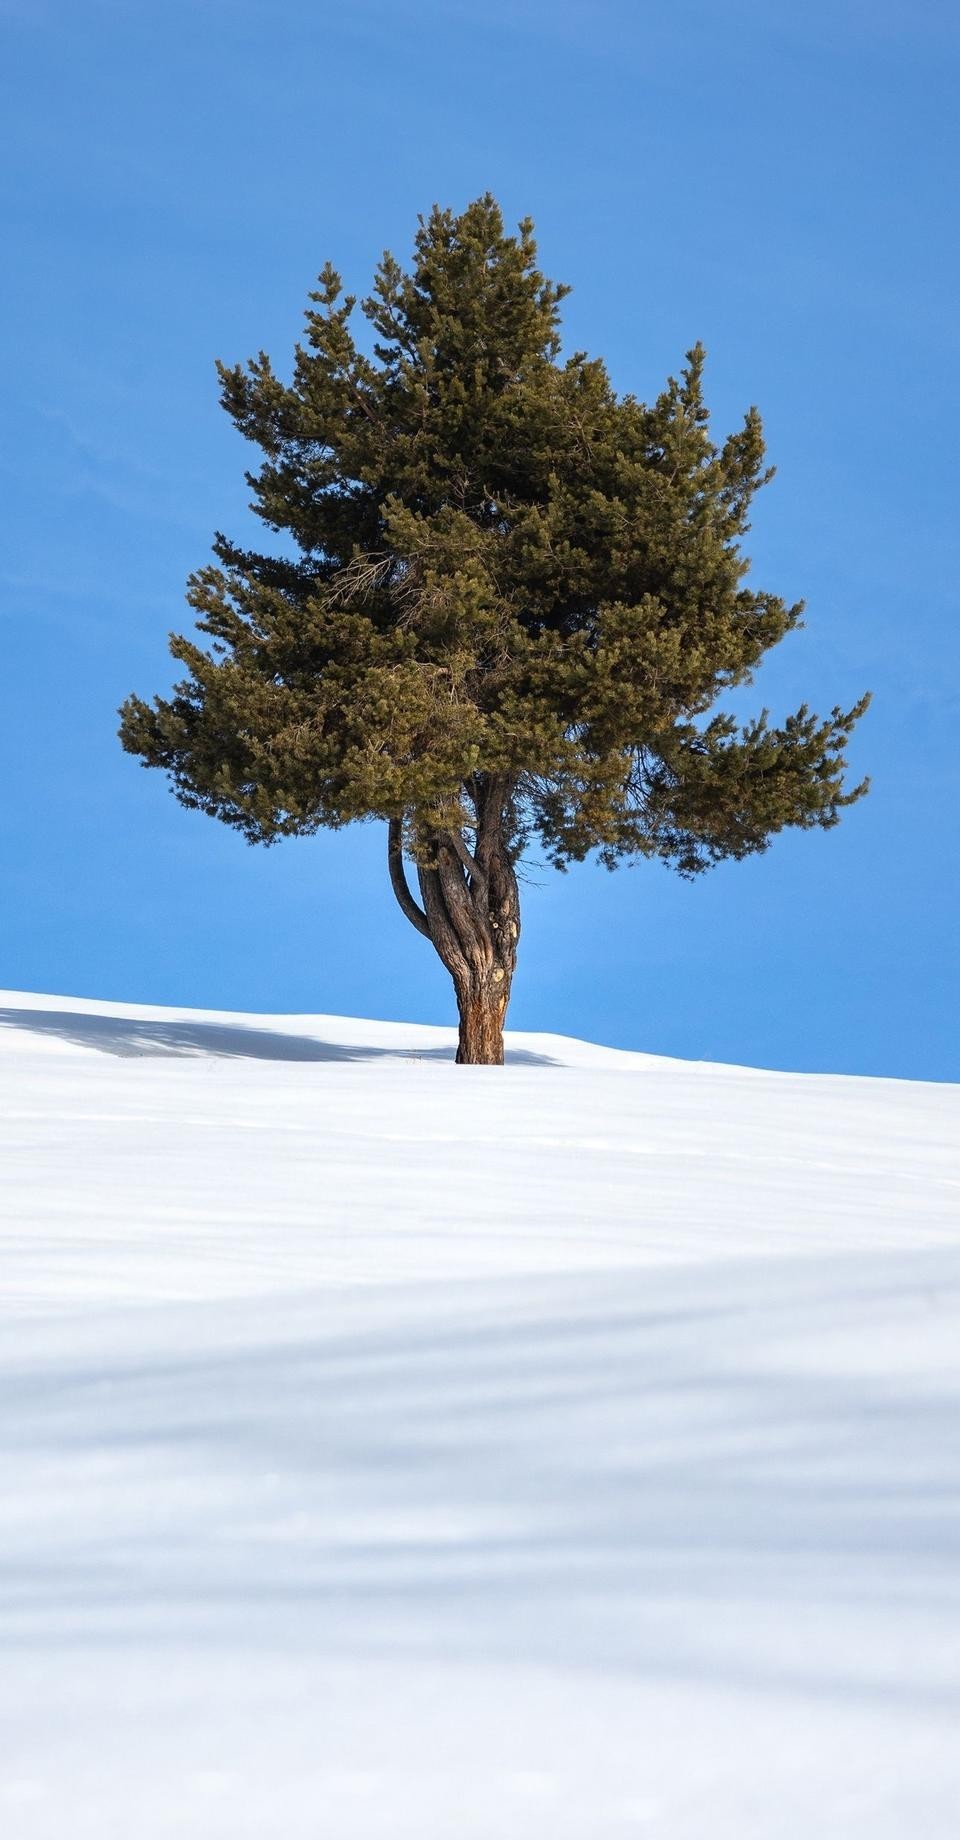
left=0, top=1007, right=555, bottom=1066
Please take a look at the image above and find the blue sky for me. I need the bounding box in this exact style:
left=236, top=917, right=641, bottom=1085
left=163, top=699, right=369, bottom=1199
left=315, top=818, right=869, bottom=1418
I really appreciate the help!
left=2, top=0, right=957, bottom=1077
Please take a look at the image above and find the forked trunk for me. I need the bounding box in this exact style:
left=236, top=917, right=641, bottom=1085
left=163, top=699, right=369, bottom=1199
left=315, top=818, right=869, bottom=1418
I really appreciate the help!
left=387, top=783, right=520, bottom=1066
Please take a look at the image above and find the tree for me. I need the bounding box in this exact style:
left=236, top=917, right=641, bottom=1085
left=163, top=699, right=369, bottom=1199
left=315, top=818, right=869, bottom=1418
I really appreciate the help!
left=119, top=195, right=868, bottom=1064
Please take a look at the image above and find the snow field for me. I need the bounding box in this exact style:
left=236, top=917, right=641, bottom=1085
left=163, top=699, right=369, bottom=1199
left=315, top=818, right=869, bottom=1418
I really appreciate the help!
left=1, top=990, right=959, bottom=1838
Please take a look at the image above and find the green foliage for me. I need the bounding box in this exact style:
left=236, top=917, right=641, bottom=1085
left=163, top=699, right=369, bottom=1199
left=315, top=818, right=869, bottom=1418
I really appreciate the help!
left=120, top=194, right=868, bottom=874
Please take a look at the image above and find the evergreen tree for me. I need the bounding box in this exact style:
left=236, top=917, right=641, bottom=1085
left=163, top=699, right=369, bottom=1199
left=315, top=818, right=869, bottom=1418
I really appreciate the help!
left=120, top=195, right=868, bottom=1063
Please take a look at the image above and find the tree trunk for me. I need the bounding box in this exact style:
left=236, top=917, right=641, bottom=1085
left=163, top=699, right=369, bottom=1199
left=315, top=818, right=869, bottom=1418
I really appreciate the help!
left=387, top=780, right=520, bottom=1065
left=455, top=968, right=511, bottom=1065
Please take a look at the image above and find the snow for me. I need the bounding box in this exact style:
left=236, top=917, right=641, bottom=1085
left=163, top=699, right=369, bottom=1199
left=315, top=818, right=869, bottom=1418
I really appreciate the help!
left=1, top=988, right=959, bottom=1839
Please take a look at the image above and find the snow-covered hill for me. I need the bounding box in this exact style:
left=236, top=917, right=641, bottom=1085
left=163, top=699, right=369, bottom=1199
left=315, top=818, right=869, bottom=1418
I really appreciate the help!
left=2, top=989, right=959, bottom=1839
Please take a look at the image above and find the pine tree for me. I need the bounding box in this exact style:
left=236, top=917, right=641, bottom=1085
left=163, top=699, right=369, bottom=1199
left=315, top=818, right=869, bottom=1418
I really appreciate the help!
left=119, top=195, right=868, bottom=1063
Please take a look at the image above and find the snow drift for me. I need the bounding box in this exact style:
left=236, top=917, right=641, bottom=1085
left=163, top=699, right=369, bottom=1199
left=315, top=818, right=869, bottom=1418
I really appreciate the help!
left=1, top=990, right=959, bottom=1839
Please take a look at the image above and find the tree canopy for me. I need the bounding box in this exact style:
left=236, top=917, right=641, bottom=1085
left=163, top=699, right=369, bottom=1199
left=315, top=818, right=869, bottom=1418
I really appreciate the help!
left=120, top=194, right=868, bottom=1061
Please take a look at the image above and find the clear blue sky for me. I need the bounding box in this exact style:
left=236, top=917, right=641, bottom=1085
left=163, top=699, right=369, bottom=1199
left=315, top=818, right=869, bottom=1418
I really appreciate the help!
left=2, top=0, right=958, bottom=1077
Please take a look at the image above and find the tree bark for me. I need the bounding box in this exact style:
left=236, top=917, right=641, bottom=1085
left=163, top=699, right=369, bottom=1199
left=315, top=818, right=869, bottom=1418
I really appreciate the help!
left=453, top=969, right=511, bottom=1065
left=386, top=782, right=520, bottom=1065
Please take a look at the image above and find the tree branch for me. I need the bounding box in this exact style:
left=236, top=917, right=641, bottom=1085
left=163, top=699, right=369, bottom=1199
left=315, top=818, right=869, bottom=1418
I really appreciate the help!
left=436, top=838, right=492, bottom=960
left=417, top=859, right=472, bottom=987
left=474, top=772, right=509, bottom=873
left=387, top=817, right=430, bottom=937
left=446, top=825, right=487, bottom=893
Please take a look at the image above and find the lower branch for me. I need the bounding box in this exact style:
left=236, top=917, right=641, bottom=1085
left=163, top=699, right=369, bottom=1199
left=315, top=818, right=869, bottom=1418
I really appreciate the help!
left=387, top=817, right=430, bottom=937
